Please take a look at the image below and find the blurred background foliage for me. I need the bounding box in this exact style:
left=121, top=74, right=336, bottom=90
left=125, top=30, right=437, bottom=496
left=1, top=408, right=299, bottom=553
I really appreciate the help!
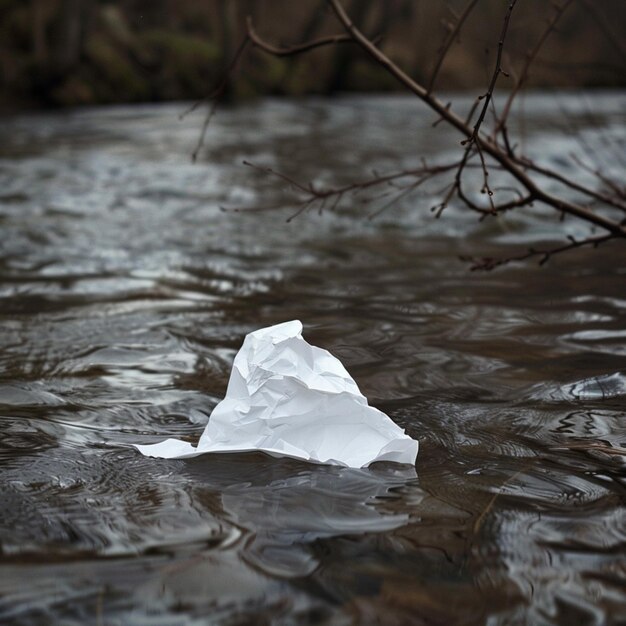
left=0, top=0, right=624, bottom=110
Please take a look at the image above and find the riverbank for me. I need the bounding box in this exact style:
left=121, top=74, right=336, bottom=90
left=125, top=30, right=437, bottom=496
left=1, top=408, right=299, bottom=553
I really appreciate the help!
left=1, top=0, right=624, bottom=112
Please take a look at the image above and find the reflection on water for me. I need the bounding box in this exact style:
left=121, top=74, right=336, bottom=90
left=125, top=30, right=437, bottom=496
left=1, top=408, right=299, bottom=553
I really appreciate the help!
left=217, top=463, right=418, bottom=578
left=0, top=94, right=625, bottom=624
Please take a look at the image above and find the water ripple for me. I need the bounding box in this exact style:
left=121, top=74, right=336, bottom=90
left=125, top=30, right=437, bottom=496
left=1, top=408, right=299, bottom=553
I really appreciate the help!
left=1, top=95, right=625, bottom=624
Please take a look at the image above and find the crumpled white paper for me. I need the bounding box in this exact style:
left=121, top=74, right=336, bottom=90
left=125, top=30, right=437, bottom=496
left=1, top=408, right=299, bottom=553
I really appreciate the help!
left=134, top=320, right=418, bottom=468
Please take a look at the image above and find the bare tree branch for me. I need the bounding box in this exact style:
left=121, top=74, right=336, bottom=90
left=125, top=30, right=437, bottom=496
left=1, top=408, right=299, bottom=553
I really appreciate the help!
left=326, top=0, right=626, bottom=238
left=427, top=0, right=480, bottom=94
left=193, top=0, right=626, bottom=269
left=189, top=34, right=251, bottom=161
left=465, top=0, right=517, bottom=143
left=494, top=0, right=574, bottom=140
left=462, top=233, right=614, bottom=271
left=246, top=16, right=354, bottom=57
left=230, top=159, right=466, bottom=220
left=517, top=155, right=626, bottom=212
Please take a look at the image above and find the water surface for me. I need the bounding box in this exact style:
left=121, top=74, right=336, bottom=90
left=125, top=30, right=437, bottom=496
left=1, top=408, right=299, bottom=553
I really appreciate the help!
left=0, top=94, right=625, bottom=625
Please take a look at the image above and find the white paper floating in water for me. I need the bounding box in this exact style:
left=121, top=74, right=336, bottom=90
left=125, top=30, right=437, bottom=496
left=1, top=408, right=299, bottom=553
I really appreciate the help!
left=134, top=320, right=418, bottom=468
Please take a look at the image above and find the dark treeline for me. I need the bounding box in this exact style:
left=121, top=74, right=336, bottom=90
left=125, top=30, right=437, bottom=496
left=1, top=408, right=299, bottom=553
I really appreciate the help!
left=1, top=0, right=624, bottom=110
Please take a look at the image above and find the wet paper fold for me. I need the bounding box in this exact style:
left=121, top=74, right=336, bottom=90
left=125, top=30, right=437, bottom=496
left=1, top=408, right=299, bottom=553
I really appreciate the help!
left=134, top=320, right=418, bottom=468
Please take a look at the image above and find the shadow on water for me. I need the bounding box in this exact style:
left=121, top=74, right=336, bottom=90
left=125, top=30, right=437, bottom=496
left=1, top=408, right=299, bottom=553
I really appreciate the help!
left=0, top=94, right=625, bottom=624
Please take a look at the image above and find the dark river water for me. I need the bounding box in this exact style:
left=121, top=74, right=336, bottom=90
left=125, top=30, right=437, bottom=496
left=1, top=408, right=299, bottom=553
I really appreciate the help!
left=0, top=94, right=625, bottom=625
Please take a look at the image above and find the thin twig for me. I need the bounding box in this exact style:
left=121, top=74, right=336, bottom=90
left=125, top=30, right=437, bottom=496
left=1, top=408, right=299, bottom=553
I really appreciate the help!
left=518, top=156, right=626, bottom=211
left=570, top=154, right=626, bottom=201
left=427, top=0, right=480, bottom=93
left=232, top=159, right=465, bottom=217
left=246, top=16, right=354, bottom=56
left=191, top=0, right=626, bottom=268
left=495, top=0, right=574, bottom=138
left=326, top=0, right=626, bottom=238
left=463, top=233, right=613, bottom=270
left=191, top=35, right=251, bottom=162
left=449, top=0, right=518, bottom=210
left=466, top=0, right=518, bottom=143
